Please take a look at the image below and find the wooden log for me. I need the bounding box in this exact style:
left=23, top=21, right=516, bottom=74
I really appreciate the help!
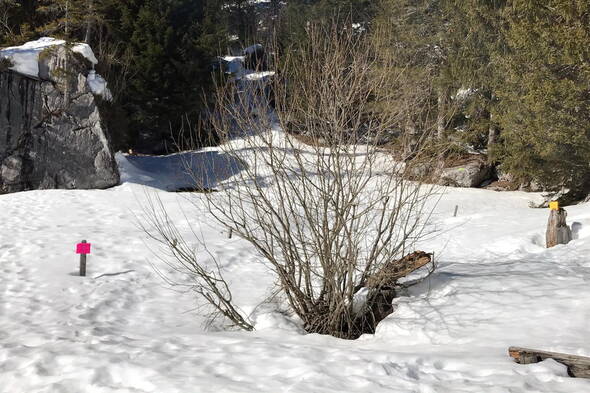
left=546, top=208, right=572, bottom=248
left=508, top=346, right=590, bottom=378
left=366, top=251, right=432, bottom=289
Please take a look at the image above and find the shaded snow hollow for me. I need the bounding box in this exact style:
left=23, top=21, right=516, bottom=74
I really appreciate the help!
left=0, top=132, right=589, bottom=392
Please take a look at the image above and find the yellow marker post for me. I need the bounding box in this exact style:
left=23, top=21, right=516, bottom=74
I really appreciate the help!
left=549, top=201, right=559, bottom=211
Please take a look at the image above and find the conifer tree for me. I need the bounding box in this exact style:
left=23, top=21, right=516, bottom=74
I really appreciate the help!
left=0, top=0, right=37, bottom=46
left=496, top=0, right=590, bottom=195
left=35, top=0, right=94, bottom=40
left=373, top=0, right=453, bottom=143
left=106, top=0, right=226, bottom=152
left=441, top=0, right=506, bottom=154
left=277, top=0, right=374, bottom=48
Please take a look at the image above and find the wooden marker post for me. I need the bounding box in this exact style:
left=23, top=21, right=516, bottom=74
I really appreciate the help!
left=546, top=201, right=572, bottom=248
left=453, top=205, right=459, bottom=217
left=76, top=240, right=92, bottom=276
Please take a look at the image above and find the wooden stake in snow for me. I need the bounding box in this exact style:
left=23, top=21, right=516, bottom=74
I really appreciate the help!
left=546, top=202, right=572, bottom=248
left=509, top=346, right=590, bottom=378
left=453, top=205, right=458, bottom=217
left=76, top=240, right=91, bottom=276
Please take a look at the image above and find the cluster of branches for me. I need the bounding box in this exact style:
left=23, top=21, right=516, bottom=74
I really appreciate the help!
left=145, top=23, right=443, bottom=339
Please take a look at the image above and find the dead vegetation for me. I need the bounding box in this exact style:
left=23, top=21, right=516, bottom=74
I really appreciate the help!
left=145, top=22, right=445, bottom=339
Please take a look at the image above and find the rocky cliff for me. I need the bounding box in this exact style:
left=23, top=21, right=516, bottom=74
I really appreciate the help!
left=0, top=38, right=119, bottom=194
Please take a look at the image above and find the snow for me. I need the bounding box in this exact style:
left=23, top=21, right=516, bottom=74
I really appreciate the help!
left=221, top=55, right=246, bottom=75
left=0, top=37, right=98, bottom=79
left=1, top=131, right=590, bottom=392
left=87, top=70, right=113, bottom=101
left=220, top=55, right=275, bottom=84
left=244, top=43, right=263, bottom=55
left=454, top=87, right=477, bottom=101
left=243, top=71, right=275, bottom=81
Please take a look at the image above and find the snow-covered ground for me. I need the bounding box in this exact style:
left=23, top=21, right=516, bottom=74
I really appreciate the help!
left=1, top=134, right=589, bottom=392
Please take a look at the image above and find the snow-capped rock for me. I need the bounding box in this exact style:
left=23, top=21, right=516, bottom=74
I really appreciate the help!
left=0, top=38, right=119, bottom=193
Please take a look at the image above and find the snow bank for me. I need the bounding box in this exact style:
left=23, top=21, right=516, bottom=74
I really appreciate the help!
left=0, top=37, right=97, bottom=79
left=243, top=71, right=275, bottom=81
left=87, top=70, right=113, bottom=101
left=244, top=43, right=263, bottom=55
left=221, top=55, right=245, bottom=75
left=1, top=37, right=115, bottom=101
left=0, top=131, right=589, bottom=392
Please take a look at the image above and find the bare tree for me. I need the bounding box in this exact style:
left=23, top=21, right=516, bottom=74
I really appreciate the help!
left=0, top=0, right=18, bottom=42
left=147, top=22, right=444, bottom=338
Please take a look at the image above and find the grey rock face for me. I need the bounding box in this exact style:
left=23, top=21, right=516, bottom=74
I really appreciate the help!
left=440, top=158, right=493, bottom=188
left=0, top=47, right=119, bottom=193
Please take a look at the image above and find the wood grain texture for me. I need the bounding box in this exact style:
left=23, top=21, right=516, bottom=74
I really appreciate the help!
left=508, top=346, right=590, bottom=378
left=546, top=208, right=572, bottom=248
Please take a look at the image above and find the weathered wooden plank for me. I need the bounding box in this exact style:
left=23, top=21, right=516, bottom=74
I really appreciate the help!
left=508, top=346, right=590, bottom=378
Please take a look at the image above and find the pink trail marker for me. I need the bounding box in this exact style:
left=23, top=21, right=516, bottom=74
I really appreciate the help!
left=76, top=242, right=91, bottom=254
left=77, top=240, right=91, bottom=277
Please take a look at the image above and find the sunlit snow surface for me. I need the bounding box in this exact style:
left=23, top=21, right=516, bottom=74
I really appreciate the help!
left=0, top=37, right=98, bottom=78
left=0, top=132, right=589, bottom=392
left=1, top=37, right=113, bottom=101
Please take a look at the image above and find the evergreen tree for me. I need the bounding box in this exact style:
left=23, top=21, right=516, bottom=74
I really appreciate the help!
left=0, top=0, right=37, bottom=46
left=496, top=0, right=590, bottom=196
left=277, top=0, right=375, bottom=48
left=373, top=0, right=453, bottom=145
left=35, top=0, right=95, bottom=39
left=440, top=0, right=506, bottom=155
left=105, top=0, right=226, bottom=152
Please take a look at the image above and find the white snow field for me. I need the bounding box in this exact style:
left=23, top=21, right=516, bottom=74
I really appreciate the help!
left=1, top=134, right=590, bottom=393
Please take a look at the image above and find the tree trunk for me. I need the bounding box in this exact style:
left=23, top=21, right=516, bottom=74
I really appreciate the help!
left=403, top=116, right=418, bottom=160
left=486, top=94, right=498, bottom=162
left=437, top=88, right=445, bottom=140
left=85, top=0, right=94, bottom=44
left=546, top=208, right=572, bottom=248
left=487, top=118, right=499, bottom=160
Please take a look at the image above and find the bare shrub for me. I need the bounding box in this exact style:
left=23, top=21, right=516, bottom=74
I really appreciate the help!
left=140, top=192, right=255, bottom=331
left=147, top=22, right=445, bottom=338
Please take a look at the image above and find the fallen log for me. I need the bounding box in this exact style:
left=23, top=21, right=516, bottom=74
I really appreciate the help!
left=508, top=346, right=590, bottom=378
left=366, top=251, right=432, bottom=289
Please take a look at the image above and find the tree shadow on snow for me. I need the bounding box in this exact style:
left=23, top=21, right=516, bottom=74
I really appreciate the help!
left=118, top=151, right=247, bottom=192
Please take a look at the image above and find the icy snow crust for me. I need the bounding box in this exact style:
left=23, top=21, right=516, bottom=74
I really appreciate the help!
left=0, top=130, right=589, bottom=392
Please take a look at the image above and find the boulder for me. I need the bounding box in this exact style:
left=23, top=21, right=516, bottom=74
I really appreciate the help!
left=439, top=157, right=493, bottom=188
left=243, top=44, right=266, bottom=71
left=0, top=38, right=119, bottom=193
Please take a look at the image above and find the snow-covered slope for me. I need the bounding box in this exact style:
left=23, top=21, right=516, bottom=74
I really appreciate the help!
left=0, top=135, right=589, bottom=392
